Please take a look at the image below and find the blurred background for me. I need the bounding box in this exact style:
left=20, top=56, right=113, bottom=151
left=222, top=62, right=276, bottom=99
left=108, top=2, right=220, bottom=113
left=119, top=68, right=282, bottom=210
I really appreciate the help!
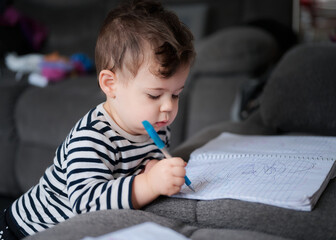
left=0, top=0, right=296, bottom=63
left=1, top=0, right=335, bottom=82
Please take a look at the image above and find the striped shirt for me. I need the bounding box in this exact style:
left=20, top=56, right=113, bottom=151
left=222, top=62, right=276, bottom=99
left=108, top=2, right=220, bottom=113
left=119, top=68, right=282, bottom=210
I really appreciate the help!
left=9, top=103, right=169, bottom=236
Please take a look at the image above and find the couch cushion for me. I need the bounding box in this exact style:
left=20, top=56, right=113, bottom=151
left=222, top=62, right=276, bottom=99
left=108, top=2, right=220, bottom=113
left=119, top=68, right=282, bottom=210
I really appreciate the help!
left=0, top=139, right=19, bottom=197
left=191, top=229, right=290, bottom=240
left=185, top=74, right=248, bottom=139
left=193, top=27, right=278, bottom=74
left=195, top=178, right=336, bottom=240
left=24, top=209, right=197, bottom=240
left=260, top=43, right=336, bottom=135
left=15, top=76, right=104, bottom=148
left=0, top=83, right=27, bottom=196
left=142, top=197, right=197, bottom=225
left=0, top=84, right=27, bottom=140
left=144, top=179, right=336, bottom=240
left=23, top=209, right=291, bottom=240
left=15, top=142, right=56, bottom=193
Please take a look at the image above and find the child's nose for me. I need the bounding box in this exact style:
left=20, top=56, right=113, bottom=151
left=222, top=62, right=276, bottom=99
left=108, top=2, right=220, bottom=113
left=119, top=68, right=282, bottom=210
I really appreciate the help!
left=160, top=97, right=174, bottom=112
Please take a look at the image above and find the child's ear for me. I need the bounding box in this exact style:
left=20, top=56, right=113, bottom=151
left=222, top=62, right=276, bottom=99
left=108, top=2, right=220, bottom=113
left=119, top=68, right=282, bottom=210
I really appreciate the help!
left=98, top=70, right=117, bottom=98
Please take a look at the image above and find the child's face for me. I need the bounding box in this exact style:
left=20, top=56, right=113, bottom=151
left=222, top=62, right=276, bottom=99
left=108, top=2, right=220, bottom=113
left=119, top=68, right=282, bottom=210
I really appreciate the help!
left=107, top=62, right=190, bottom=135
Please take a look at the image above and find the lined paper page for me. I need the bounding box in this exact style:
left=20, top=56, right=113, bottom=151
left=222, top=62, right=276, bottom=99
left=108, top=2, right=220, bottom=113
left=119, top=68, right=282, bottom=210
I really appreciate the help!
left=173, top=133, right=336, bottom=211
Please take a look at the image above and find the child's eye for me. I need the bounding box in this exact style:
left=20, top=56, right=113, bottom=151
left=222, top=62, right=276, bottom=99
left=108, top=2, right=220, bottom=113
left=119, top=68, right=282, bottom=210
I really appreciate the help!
left=147, top=94, right=160, bottom=100
left=172, top=94, right=179, bottom=99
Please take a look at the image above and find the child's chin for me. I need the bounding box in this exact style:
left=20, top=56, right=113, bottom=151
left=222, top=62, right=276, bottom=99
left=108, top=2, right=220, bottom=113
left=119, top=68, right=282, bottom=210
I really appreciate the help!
left=138, top=129, right=149, bottom=136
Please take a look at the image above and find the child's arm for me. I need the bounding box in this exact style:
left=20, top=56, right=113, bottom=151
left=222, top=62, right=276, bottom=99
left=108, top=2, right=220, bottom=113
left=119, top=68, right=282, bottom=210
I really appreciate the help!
left=131, top=157, right=186, bottom=209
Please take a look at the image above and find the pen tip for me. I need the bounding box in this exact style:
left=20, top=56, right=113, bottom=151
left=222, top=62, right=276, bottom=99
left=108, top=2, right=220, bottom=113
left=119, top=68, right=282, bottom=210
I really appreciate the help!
left=188, top=185, right=196, bottom=192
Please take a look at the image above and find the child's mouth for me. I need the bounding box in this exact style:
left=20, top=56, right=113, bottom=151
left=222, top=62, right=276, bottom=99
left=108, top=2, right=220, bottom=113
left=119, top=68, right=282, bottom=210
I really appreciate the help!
left=155, top=121, right=168, bottom=128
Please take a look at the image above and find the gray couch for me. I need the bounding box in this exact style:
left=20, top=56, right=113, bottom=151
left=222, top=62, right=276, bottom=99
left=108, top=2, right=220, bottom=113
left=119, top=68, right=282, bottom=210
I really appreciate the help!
left=6, top=0, right=335, bottom=240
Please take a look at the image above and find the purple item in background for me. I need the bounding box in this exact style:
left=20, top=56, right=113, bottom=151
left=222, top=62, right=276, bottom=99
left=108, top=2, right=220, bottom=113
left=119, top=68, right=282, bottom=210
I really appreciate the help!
left=40, top=60, right=73, bottom=81
left=0, top=6, right=47, bottom=51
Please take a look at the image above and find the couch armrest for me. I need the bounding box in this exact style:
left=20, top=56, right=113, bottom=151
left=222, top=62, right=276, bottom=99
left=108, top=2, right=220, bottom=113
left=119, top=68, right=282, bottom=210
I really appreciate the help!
left=0, top=83, right=27, bottom=197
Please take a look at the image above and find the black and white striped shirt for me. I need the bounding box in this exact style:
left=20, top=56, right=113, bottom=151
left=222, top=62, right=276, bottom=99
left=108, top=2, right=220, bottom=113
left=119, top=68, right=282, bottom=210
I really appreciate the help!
left=9, top=103, right=169, bottom=236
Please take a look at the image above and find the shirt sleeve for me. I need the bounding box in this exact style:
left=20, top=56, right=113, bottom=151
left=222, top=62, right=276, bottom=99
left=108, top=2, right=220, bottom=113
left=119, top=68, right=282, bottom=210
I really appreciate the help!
left=64, top=127, right=134, bottom=214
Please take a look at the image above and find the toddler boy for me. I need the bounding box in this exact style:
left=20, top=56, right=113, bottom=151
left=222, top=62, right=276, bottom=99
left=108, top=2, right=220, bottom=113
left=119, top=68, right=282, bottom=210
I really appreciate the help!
left=0, top=0, right=195, bottom=239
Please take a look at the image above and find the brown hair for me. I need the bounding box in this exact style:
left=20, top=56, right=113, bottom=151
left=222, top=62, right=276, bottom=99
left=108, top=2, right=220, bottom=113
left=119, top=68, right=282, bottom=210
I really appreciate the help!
left=95, top=0, right=195, bottom=79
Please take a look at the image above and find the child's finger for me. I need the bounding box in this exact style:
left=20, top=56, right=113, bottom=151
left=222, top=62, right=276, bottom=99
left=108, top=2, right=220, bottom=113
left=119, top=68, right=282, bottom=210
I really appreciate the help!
left=169, top=157, right=186, bottom=166
left=172, top=166, right=186, bottom=177
left=166, top=188, right=181, bottom=196
left=172, top=176, right=185, bottom=187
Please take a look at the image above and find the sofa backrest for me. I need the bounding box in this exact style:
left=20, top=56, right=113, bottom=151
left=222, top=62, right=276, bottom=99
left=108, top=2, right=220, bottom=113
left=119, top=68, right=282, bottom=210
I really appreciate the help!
left=260, top=43, right=336, bottom=135
left=170, top=26, right=279, bottom=149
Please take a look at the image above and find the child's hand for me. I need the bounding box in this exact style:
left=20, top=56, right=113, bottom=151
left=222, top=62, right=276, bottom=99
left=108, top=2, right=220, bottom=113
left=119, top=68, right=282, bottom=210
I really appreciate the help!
left=145, top=157, right=186, bottom=196
left=143, top=159, right=159, bottom=173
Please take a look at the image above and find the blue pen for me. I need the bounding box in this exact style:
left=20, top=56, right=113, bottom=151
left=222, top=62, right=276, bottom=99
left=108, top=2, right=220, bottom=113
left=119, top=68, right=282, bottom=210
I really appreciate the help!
left=142, top=120, right=195, bottom=192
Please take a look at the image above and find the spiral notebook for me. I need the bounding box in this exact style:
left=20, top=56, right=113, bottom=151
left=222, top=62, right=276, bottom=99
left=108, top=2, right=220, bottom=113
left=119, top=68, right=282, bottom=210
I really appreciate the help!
left=173, top=133, right=336, bottom=211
